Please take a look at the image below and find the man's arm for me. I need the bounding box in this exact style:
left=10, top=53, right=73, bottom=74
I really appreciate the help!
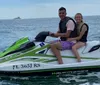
left=54, top=30, right=72, bottom=38
left=49, top=28, right=60, bottom=37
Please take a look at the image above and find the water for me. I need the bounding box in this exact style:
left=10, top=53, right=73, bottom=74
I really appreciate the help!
left=0, top=16, right=100, bottom=85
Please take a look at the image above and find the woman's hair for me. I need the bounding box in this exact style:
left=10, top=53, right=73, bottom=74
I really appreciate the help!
left=75, top=13, right=83, bottom=22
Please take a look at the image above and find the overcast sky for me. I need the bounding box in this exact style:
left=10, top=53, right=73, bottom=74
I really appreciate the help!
left=0, top=0, right=100, bottom=19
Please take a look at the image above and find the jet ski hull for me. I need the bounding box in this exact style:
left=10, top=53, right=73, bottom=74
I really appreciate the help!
left=0, top=60, right=100, bottom=76
left=0, top=35, right=100, bottom=76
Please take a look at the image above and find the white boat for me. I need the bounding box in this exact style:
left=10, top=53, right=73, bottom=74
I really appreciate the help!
left=0, top=31, right=100, bottom=75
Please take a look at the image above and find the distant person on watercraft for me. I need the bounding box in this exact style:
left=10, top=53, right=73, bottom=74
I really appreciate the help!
left=50, top=7, right=77, bottom=64
left=67, top=13, right=89, bottom=62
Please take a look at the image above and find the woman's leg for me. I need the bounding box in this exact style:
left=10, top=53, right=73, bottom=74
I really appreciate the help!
left=50, top=42, right=63, bottom=64
left=72, top=42, right=85, bottom=62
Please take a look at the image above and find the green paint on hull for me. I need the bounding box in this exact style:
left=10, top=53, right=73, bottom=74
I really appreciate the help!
left=43, top=59, right=57, bottom=63
left=0, top=37, right=29, bottom=58
left=32, top=54, right=100, bottom=60
left=0, top=43, right=100, bottom=64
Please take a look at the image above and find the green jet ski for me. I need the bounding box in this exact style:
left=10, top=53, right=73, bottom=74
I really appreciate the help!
left=0, top=31, right=100, bottom=76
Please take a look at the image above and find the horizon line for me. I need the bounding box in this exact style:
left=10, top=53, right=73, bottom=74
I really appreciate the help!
left=0, top=15, right=100, bottom=20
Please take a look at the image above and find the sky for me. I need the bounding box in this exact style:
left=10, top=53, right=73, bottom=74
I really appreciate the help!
left=0, top=0, right=100, bottom=19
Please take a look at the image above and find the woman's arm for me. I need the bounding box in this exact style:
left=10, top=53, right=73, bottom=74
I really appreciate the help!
left=50, top=28, right=72, bottom=38
left=68, top=25, right=87, bottom=41
left=54, top=30, right=72, bottom=38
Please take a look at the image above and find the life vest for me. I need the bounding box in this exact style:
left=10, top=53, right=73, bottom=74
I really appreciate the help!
left=59, top=17, right=78, bottom=41
left=78, top=23, right=89, bottom=42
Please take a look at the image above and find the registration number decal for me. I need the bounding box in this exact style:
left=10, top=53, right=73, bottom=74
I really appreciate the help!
left=13, top=63, right=40, bottom=70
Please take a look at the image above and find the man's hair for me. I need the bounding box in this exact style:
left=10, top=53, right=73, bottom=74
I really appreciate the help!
left=59, top=7, right=66, bottom=12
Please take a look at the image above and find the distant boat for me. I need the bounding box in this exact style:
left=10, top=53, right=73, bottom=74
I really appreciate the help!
left=14, top=17, right=21, bottom=19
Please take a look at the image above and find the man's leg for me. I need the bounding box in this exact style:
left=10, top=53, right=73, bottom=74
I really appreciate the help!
left=50, top=41, right=75, bottom=64
left=50, top=42, right=63, bottom=64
